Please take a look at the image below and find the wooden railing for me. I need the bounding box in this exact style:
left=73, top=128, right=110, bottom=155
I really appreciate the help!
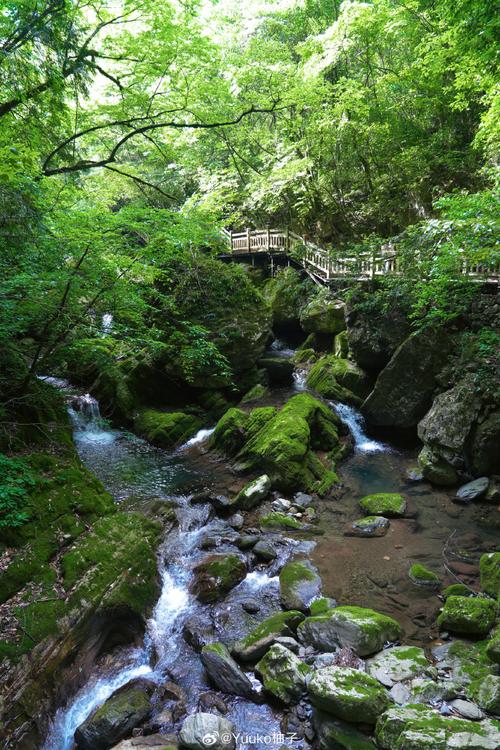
left=222, top=227, right=499, bottom=283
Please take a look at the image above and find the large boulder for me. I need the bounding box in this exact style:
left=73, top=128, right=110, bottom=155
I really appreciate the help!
left=232, top=610, right=305, bottom=662
left=308, top=666, right=390, bottom=724
left=367, top=646, right=430, bottom=687
left=437, top=596, right=497, bottom=636
left=210, top=394, right=342, bottom=494
left=300, top=295, right=346, bottom=334
left=134, top=409, right=202, bottom=449
left=470, top=411, right=500, bottom=476
left=298, top=605, right=403, bottom=657
left=179, top=713, right=235, bottom=750
left=362, top=328, right=453, bottom=428
left=190, top=554, right=247, bottom=603
left=345, top=296, right=410, bottom=372
left=200, top=643, right=257, bottom=700
left=75, top=680, right=155, bottom=750
left=263, top=267, right=312, bottom=328
left=279, top=560, right=322, bottom=612
left=257, top=355, right=294, bottom=385
left=255, top=644, right=310, bottom=704
left=480, top=552, right=500, bottom=598
left=313, top=711, right=376, bottom=750
left=375, top=704, right=500, bottom=750
left=306, top=355, right=372, bottom=405
left=418, top=445, right=459, bottom=486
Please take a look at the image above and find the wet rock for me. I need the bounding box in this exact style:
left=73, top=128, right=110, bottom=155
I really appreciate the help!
left=240, top=384, right=269, bottom=404
left=190, top=554, right=247, bottom=603
left=362, top=328, right=453, bottom=428
left=298, top=605, right=403, bottom=657
left=437, top=595, right=497, bottom=636
left=294, top=492, right=314, bottom=508
left=408, top=563, right=441, bottom=589
left=306, top=355, right=372, bottom=405
left=183, top=614, right=216, bottom=651
left=75, top=679, right=155, bottom=750
left=442, top=583, right=474, bottom=599
left=134, top=409, right=202, bottom=450
left=236, top=534, right=259, bottom=550
left=308, top=666, right=390, bottom=724
left=232, top=610, right=305, bottom=661
left=272, top=497, right=292, bottom=512
left=258, top=355, right=295, bottom=385
left=389, top=682, right=411, bottom=705
left=253, top=539, right=278, bottom=561
left=486, top=626, right=500, bottom=664
left=274, top=636, right=301, bottom=654
left=375, top=704, right=500, bottom=750
left=234, top=474, right=271, bottom=510
left=480, top=552, right=500, bottom=598
left=227, top=513, right=244, bottom=530
left=406, top=467, right=424, bottom=482
left=300, top=296, right=346, bottom=335
left=450, top=699, right=484, bottom=720
left=201, top=530, right=240, bottom=550
left=366, top=646, right=430, bottom=687
left=279, top=560, right=322, bottom=612
left=313, top=709, right=376, bottom=750
left=200, top=642, right=258, bottom=700
left=455, top=477, right=489, bottom=504
left=345, top=516, right=390, bottom=537
left=418, top=445, right=459, bottom=486
left=241, top=598, right=261, bottom=614
left=179, top=713, right=235, bottom=750
left=197, top=693, right=228, bottom=714
left=255, top=644, right=310, bottom=705
left=359, top=492, right=406, bottom=517
left=471, top=673, right=500, bottom=716
left=410, top=677, right=461, bottom=704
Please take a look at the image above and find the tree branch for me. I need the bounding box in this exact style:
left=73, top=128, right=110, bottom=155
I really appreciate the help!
left=104, top=165, right=177, bottom=200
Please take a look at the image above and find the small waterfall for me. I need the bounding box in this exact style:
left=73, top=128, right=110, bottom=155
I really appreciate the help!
left=270, top=339, right=295, bottom=358
left=332, top=402, right=387, bottom=453
left=68, top=394, right=116, bottom=446
left=101, top=313, right=113, bottom=334
left=239, top=570, right=279, bottom=592
left=179, top=426, right=215, bottom=450
left=293, top=368, right=307, bottom=391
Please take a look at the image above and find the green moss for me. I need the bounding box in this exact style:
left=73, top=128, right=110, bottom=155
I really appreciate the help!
left=293, top=348, right=317, bottom=364
left=240, top=384, right=269, bottom=403
left=308, top=666, right=390, bottom=724
left=134, top=408, right=202, bottom=449
left=334, top=330, right=349, bottom=358
left=260, top=511, right=302, bottom=530
left=307, top=355, right=371, bottom=404
left=409, top=564, right=441, bottom=588
left=480, top=551, right=500, bottom=598
left=236, top=610, right=305, bottom=649
left=310, top=597, right=331, bottom=616
left=191, top=554, right=247, bottom=602
left=209, top=407, right=249, bottom=455
left=437, top=595, right=497, bottom=635
left=359, top=493, right=406, bottom=517
left=486, top=626, right=500, bottom=664
left=443, top=583, right=475, bottom=599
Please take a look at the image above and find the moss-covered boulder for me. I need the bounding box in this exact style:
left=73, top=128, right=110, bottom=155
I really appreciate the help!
left=298, top=605, right=403, bottom=657
left=345, top=516, right=390, bottom=537
left=486, top=627, right=500, bottom=664
left=209, top=407, right=251, bottom=456
left=263, top=267, right=312, bottom=328
left=255, top=643, right=310, bottom=704
left=190, top=554, right=247, bottom=603
left=345, top=295, right=410, bottom=372
left=443, top=583, right=475, bottom=599
left=367, top=646, right=430, bottom=687
left=240, top=384, right=269, bottom=404
left=308, top=666, right=390, bottom=724
left=300, top=295, right=346, bottom=335
left=279, top=560, right=322, bottom=611
left=437, top=596, right=497, bottom=636
left=472, top=674, right=500, bottom=715
left=180, top=712, right=235, bottom=750
left=75, top=679, right=154, bottom=750
left=409, top=564, right=441, bottom=589
left=418, top=445, right=459, bottom=486
left=359, top=493, right=406, bottom=518
left=259, top=511, right=304, bottom=531
left=362, top=328, right=453, bottom=428
left=233, top=474, right=271, bottom=510
left=200, top=643, right=257, bottom=700
left=257, top=355, right=294, bottom=385
left=480, top=552, right=500, bottom=598
left=232, top=610, right=305, bottom=662
left=134, top=409, right=202, bottom=449
left=375, top=704, right=500, bottom=750
left=445, top=639, right=499, bottom=695
left=313, top=710, right=376, bottom=750
left=307, top=355, right=372, bottom=405
left=334, top=331, right=349, bottom=359
left=471, top=411, right=500, bottom=477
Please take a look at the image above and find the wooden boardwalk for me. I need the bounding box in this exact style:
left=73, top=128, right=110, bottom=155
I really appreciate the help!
left=222, top=227, right=499, bottom=284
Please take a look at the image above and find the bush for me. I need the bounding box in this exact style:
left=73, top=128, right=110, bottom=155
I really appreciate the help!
left=0, top=454, right=36, bottom=528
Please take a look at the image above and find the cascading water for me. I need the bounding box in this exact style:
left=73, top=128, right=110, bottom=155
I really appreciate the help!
left=332, top=401, right=387, bottom=453
left=68, top=394, right=117, bottom=446
left=292, top=368, right=307, bottom=391
left=179, top=426, right=215, bottom=450
left=270, top=339, right=295, bottom=358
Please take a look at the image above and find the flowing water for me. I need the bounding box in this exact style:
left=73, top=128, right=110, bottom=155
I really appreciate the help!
left=332, top=401, right=387, bottom=453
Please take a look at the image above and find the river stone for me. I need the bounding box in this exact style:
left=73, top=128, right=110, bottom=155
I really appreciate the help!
left=375, top=704, right=500, bottom=750
left=437, top=595, right=497, bottom=636
left=272, top=497, right=292, bottom=512
left=227, top=513, right=244, bottom=529
left=418, top=445, right=459, bottom=486
left=233, top=474, right=271, bottom=510
left=279, top=560, right=322, bottom=611
left=253, top=539, right=278, bottom=561
left=313, top=709, right=376, bottom=750
left=359, top=493, right=406, bottom=517
left=201, top=643, right=257, bottom=700
left=455, top=477, right=489, bottom=504
left=190, top=554, right=247, bottom=603
left=298, top=605, right=403, bottom=657
left=450, top=699, right=484, bottom=721
left=480, top=552, right=500, bottom=598
left=366, top=646, right=429, bottom=687
left=473, top=674, right=500, bottom=715
left=75, top=679, right=155, bottom=750
left=308, top=666, right=390, bottom=724
left=183, top=614, right=216, bottom=651
left=232, top=610, right=305, bottom=661
left=345, top=516, right=390, bottom=537
left=236, top=534, right=259, bottom=550
left=300, top=296, right=346, bottom=335
left=409, top=563, right=441, bottom=588
left=294, top=492, right=314, bottom=508
left=179, top=713, right=235, bottom=750
left=389, top=682, right=412, bottom=705
left=410, top=677, right=462, bottom=704
left=255, top=644, right=310, bottom=705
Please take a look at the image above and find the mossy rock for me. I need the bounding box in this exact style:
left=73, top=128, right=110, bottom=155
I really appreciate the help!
left=437, top=595, right=497, bottom=636
left=294, top=348, right=317, bottom=365
left=308, top=666, right=390, bottom=724
left=310, top=597, right=334, bottom=616
left=240, top=384, right=269, bottom=404
left=470, top=674, right=500, bottom=714
left=200, top=642, right=256, bottom=699
left=260, top=511, right=303, bottom=531
left=446, top=639, right=499, bottom=692
left=418, top=445, right=459, bottom=486
left=346, top=516, right=390, bottom=537
left=134, top=409, right=202, bottom=449
left=409, top=564, right=441, bottom=589
left=255, top=643, right=311, bottom=705
left=359, top=493, right=406, bottom=518
left=480, top=552, right=500, bottom=599
left=486, top=627, right=500, bottom=664
left=232, top=610, right=305, bottom=661
left=307, top=355, right=372, bottom=404
left=190, top=554, right=247, bottom=603
left=298, top=605, right=403, bottom=657
left=375, top=704, right=500, bottom=750
left=367, top=646, right=430, bottom=687
left=313, top=710, right=376, bottom=750
left=233, top=474, right=271, bottom=510
left=300, top=295, right=346, bottom=335
left=279, top=560, right=322, bottom=611
left=263, top=267, right=312, bottom=326
left=443, top=583, right=475, bottom=599
left=334, top=331, right=349, bottom=358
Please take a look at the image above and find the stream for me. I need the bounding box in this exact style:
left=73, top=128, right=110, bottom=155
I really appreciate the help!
left=41, top=362, right=498, bottom=749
